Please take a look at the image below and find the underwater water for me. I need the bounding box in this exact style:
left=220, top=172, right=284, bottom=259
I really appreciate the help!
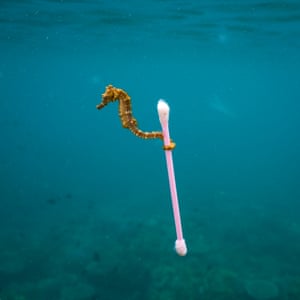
left=1, top=0, right=300, bottom=299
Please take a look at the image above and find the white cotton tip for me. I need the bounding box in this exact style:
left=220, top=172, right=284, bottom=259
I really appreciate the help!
left=175, top=239, right=187, bottom=256
left=157, top=99, right=170, bottom=124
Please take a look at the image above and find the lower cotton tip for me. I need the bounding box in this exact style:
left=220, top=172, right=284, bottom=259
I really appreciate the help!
left=175, top=239, right=187, bottom=256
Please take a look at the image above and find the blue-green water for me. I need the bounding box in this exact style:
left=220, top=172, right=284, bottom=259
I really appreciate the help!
left=1, top=1, right=300, bottom=299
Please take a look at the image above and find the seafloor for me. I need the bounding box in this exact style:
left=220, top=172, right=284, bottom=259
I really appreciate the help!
left=1, top=193, right=299, bottom=300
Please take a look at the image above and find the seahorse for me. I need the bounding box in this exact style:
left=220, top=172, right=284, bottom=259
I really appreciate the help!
left=96, top=85, right=175, bottom=150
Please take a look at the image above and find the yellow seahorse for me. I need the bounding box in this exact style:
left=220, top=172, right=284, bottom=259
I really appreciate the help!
left=96, top=85, right=175, bottom=150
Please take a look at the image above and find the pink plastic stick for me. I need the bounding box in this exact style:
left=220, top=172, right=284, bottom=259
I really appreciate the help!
left=157, top=100, right=187, bottom=256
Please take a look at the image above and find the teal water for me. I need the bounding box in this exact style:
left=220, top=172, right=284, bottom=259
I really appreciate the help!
left=1, top=1, right=300, bottom=299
